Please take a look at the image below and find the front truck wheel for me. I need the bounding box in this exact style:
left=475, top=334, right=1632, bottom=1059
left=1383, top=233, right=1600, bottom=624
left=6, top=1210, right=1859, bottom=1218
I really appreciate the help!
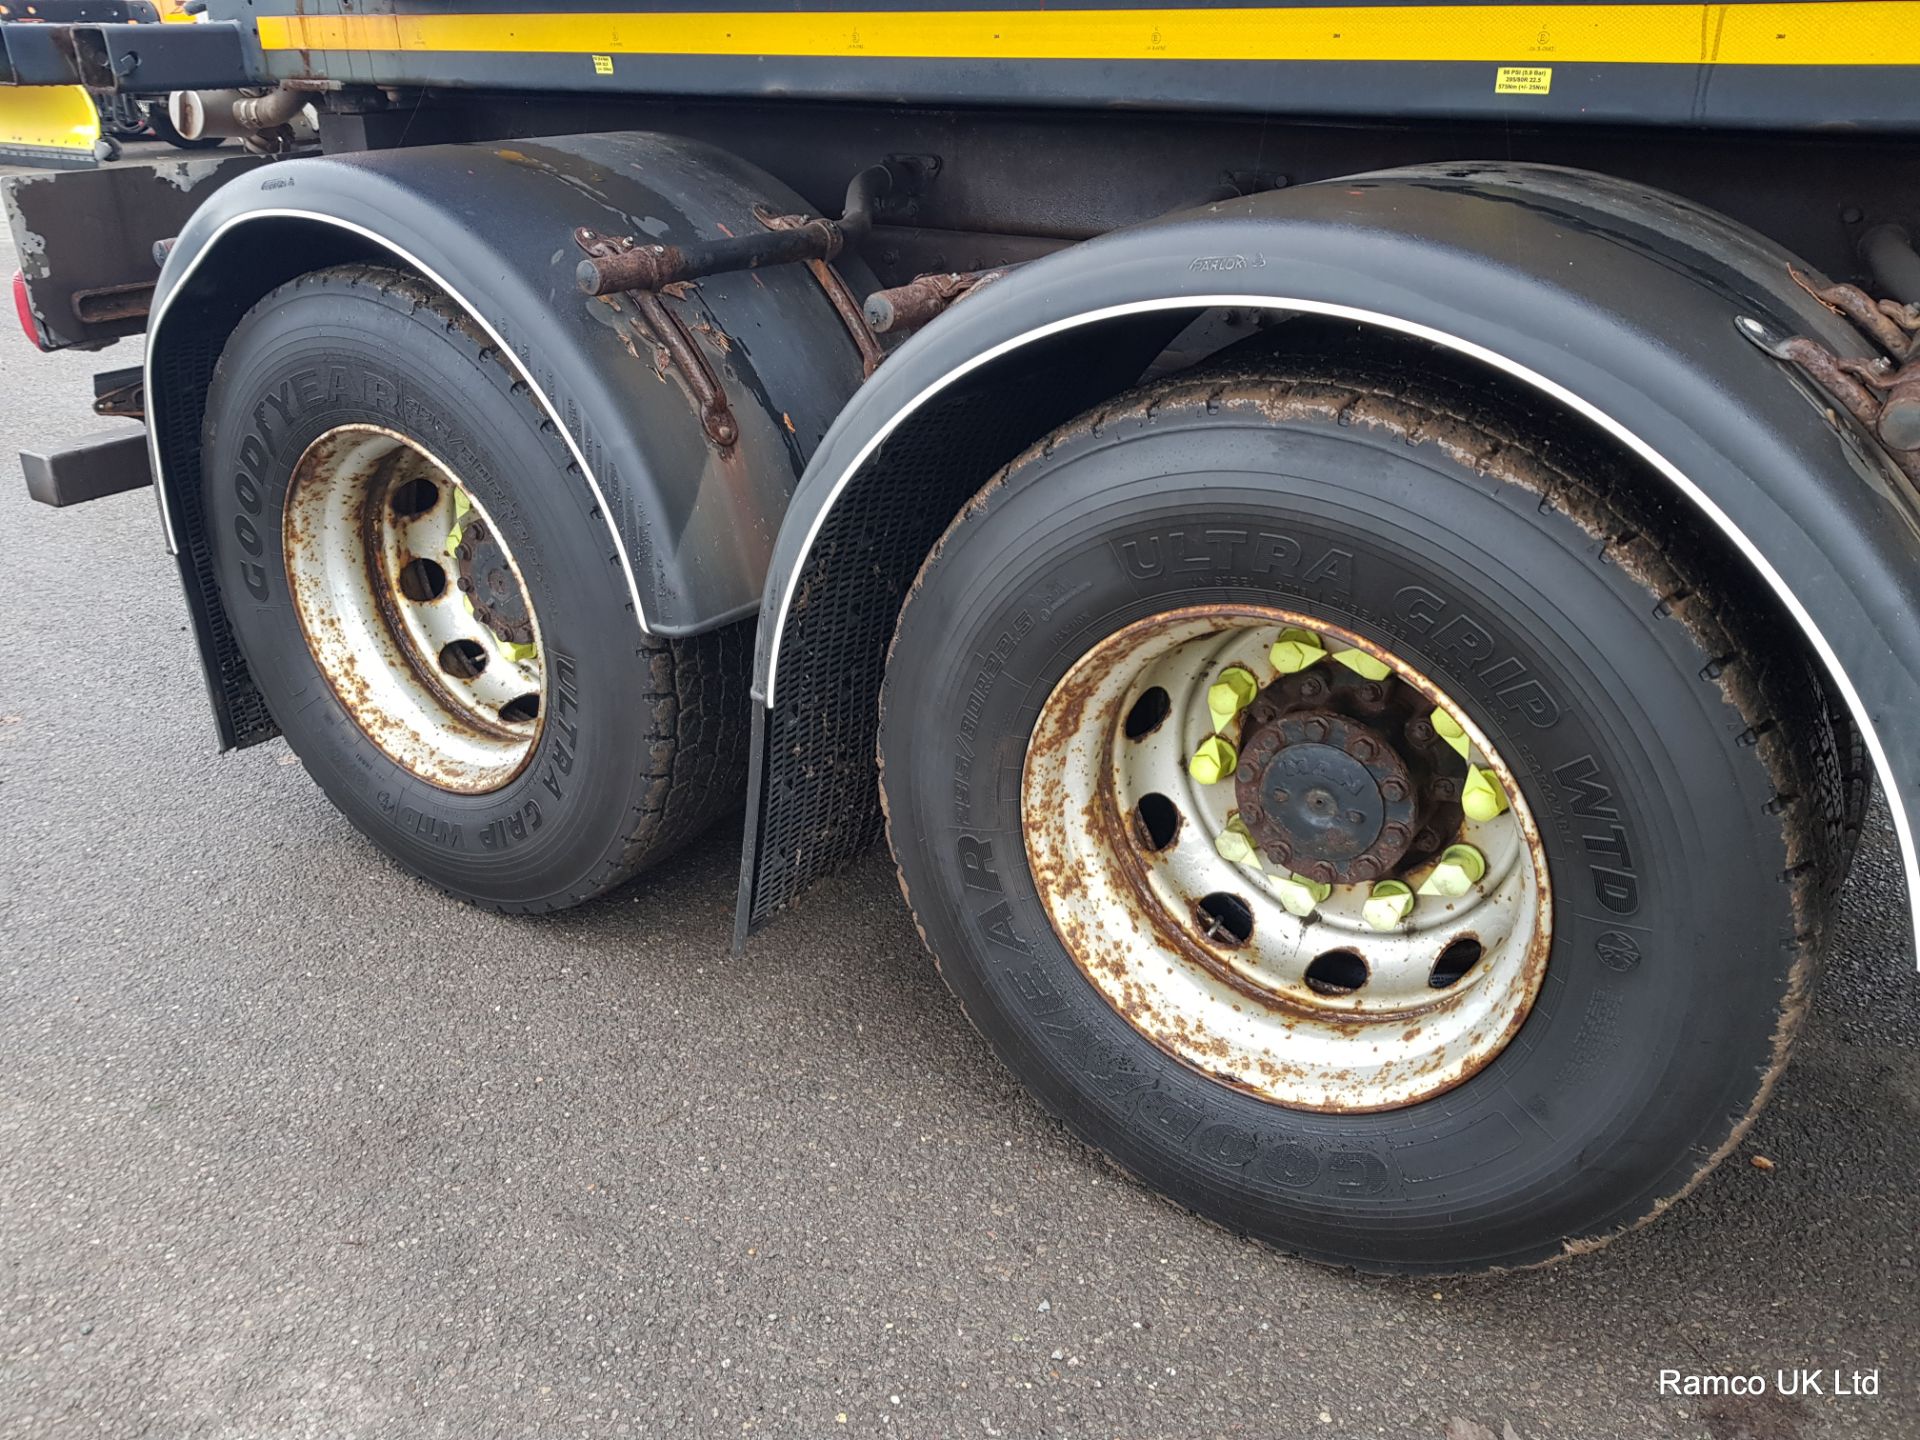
left=201, top=265, right=748, bottom=911
left=879, top=356, right=1847, bottom=1273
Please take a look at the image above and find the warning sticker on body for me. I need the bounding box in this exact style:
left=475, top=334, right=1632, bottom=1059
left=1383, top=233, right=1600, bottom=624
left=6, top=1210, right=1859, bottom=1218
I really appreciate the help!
left=1495, top=66, right=1552, bottom=95
left=592, top=54, right=614, bottom=75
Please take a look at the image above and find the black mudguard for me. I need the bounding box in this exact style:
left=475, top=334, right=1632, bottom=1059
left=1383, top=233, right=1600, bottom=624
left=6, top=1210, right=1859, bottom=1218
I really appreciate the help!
left=740, top=162, right=1920, bottom=954
left=146, top=133, right=873, bottom=746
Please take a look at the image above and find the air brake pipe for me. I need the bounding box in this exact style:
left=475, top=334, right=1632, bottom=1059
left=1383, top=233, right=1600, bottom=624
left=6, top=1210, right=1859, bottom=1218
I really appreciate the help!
left=577, top=164, right=895, bottom=296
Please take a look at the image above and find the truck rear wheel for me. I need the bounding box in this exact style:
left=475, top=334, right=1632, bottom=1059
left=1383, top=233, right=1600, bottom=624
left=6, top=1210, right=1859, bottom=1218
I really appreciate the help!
left=201, top=264, right=748, bottom=911
left=878, top=357, right=1834, bottom=1273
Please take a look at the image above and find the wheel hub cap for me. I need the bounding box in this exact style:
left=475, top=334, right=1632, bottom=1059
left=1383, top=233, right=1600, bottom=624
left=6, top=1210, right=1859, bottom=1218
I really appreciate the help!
left=456, top=517, right=535, bottom=645
left=1235, top=668, right=1464, bottom=884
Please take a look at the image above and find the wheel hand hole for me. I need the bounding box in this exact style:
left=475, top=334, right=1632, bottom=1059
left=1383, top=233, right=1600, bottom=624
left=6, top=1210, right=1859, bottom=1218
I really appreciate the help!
left=438, top=638, right=488, bottom=680
left=1430, top=937, right=1484, bottom=988
left=390, top=476, right=441, bottom=518
left=500, top=693, right=540, bottom=724
left=1133, top=792, right=1180, bottom=852
left=1305, top=949, right=1369, bottom=995
left=1194, top=891, right=1254, bottom=946
left=397, top=557, right=447, bottom=602
left=1123, top=685, right=1172, bottom=740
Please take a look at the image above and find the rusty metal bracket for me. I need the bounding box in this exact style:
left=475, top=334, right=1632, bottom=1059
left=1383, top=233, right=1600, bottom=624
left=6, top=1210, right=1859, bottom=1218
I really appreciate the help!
left=574, top=227, right=739, bottom=450
left=861, top=266, right=1018, bottom=337
left=753, top=205, right=885, bottom=377
left=91, top=364, right=144, bottom=421
left=69, top=281, right=153, bottom=326
left=1739, top=269, right=1920, bottom=484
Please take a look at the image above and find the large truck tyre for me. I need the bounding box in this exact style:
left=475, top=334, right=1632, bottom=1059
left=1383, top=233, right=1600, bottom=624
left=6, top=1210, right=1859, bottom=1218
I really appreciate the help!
left=878, top=351, right=1845, bottom=1273
left=201, top=265, right=749, bottom=911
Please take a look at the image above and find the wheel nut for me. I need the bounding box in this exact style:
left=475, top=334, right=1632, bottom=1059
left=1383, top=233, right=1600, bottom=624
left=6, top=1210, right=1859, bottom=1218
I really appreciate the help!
left=1462, top=766, right=1510, bottom=822
left=1189, top=736, right=1238, bottom=785
left=1207, top=665, right=1260, bottom=732
left=1362, top=880, right=1416, bottom=931
left=1431, top=706, right=1472, bottom=760
left=500, top=639, right=539, bottom=664
left=1331, top=648, right=1391, bottom=681
left=1418, top=843, right=1487, bottom=897
left=1273, top=871, right=1332, bottom=918
left=1269, top=627, right=1326, bottom=674
left=1215, top=814, right=1260, bottom=866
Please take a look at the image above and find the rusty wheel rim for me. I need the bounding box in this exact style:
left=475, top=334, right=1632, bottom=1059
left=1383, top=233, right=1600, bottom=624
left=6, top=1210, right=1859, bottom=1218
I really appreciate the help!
left=283, top=424, right=546, bottom=795
left=1021, top=606, right=1551, bottom=1112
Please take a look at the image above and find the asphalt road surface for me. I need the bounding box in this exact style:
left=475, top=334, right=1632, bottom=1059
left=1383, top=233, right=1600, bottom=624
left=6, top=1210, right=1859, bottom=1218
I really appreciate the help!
left=2, top=154, right=1916, bottom=1440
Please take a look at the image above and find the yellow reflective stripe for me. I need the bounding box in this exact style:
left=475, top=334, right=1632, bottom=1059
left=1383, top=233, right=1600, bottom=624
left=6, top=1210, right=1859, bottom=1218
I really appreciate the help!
left=255, top=4, right=1920, bottom=66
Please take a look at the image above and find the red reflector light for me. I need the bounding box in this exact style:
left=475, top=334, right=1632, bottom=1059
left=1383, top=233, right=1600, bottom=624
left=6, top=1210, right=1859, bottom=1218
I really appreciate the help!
left=12, top=269, right=48, bottom=352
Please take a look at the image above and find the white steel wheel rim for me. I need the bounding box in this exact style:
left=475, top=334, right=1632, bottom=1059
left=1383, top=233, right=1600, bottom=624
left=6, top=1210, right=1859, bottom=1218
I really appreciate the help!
left=283, top=424, right=546, bottom=794
left=1022, top=606, right=1550, bottom=1112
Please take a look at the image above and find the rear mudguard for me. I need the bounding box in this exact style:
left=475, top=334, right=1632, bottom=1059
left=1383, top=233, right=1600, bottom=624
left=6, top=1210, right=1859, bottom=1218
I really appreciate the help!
left=147, top=133, right=873, bottom=746
left=740, top=162, right=1920, bottom=957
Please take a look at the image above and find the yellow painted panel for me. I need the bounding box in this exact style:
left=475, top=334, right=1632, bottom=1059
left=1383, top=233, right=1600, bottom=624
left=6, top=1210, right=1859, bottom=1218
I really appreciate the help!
left=0, top=84, right=99, bottom=156
left=255, top=4, right=1920, bottom=67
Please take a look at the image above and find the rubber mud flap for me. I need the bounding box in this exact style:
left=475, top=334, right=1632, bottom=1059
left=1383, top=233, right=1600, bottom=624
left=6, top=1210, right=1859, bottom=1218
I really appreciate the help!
left=878, top=361, right=1833, bottom=1274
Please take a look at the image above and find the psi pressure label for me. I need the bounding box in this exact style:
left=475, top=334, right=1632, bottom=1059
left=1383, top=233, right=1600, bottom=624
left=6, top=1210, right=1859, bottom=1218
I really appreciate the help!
left=1495, top=66, right=1553, bottom=95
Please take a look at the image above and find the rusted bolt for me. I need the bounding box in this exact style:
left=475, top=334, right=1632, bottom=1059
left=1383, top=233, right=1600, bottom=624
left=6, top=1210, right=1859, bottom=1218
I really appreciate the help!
left=1346, top=735, right=1380, bottom=763
left=1331, top=648, right=1392, bottom=681
left=1273, top=871, right=1332, bottom=918
left=1431, top=706, right=1471, bottom=760
left=1880, top=387, right=1920, bottom=451
left=1462, top=766, right=1510, bottom=822
left=1350, top=856, right=1381, bottom=882
left=1382, top=820, right=1410, bottom=845
left=1407, top=716, right=1434, bottom=743
left=1303, top=858, right=1333, bottom=884
left=1380, top=777, right=1409, bottom=803
left=1208, top=665, right=1260, bottom=732
left=1298, top=674, right=1326, bottom=700
left=1362, top=879, right=1416, bottom=931
left=1215, top=813, right=1260, bottom=866
left=1418, top=843, right=1488, bottom=897
left=1269, top=627, right=1326, bottom=674
left=1302, top=716, right=1330, bottom=742
left=1235, top=761, right=1256, bottom=784
left=1189, top=736, right=1238, bottom=785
